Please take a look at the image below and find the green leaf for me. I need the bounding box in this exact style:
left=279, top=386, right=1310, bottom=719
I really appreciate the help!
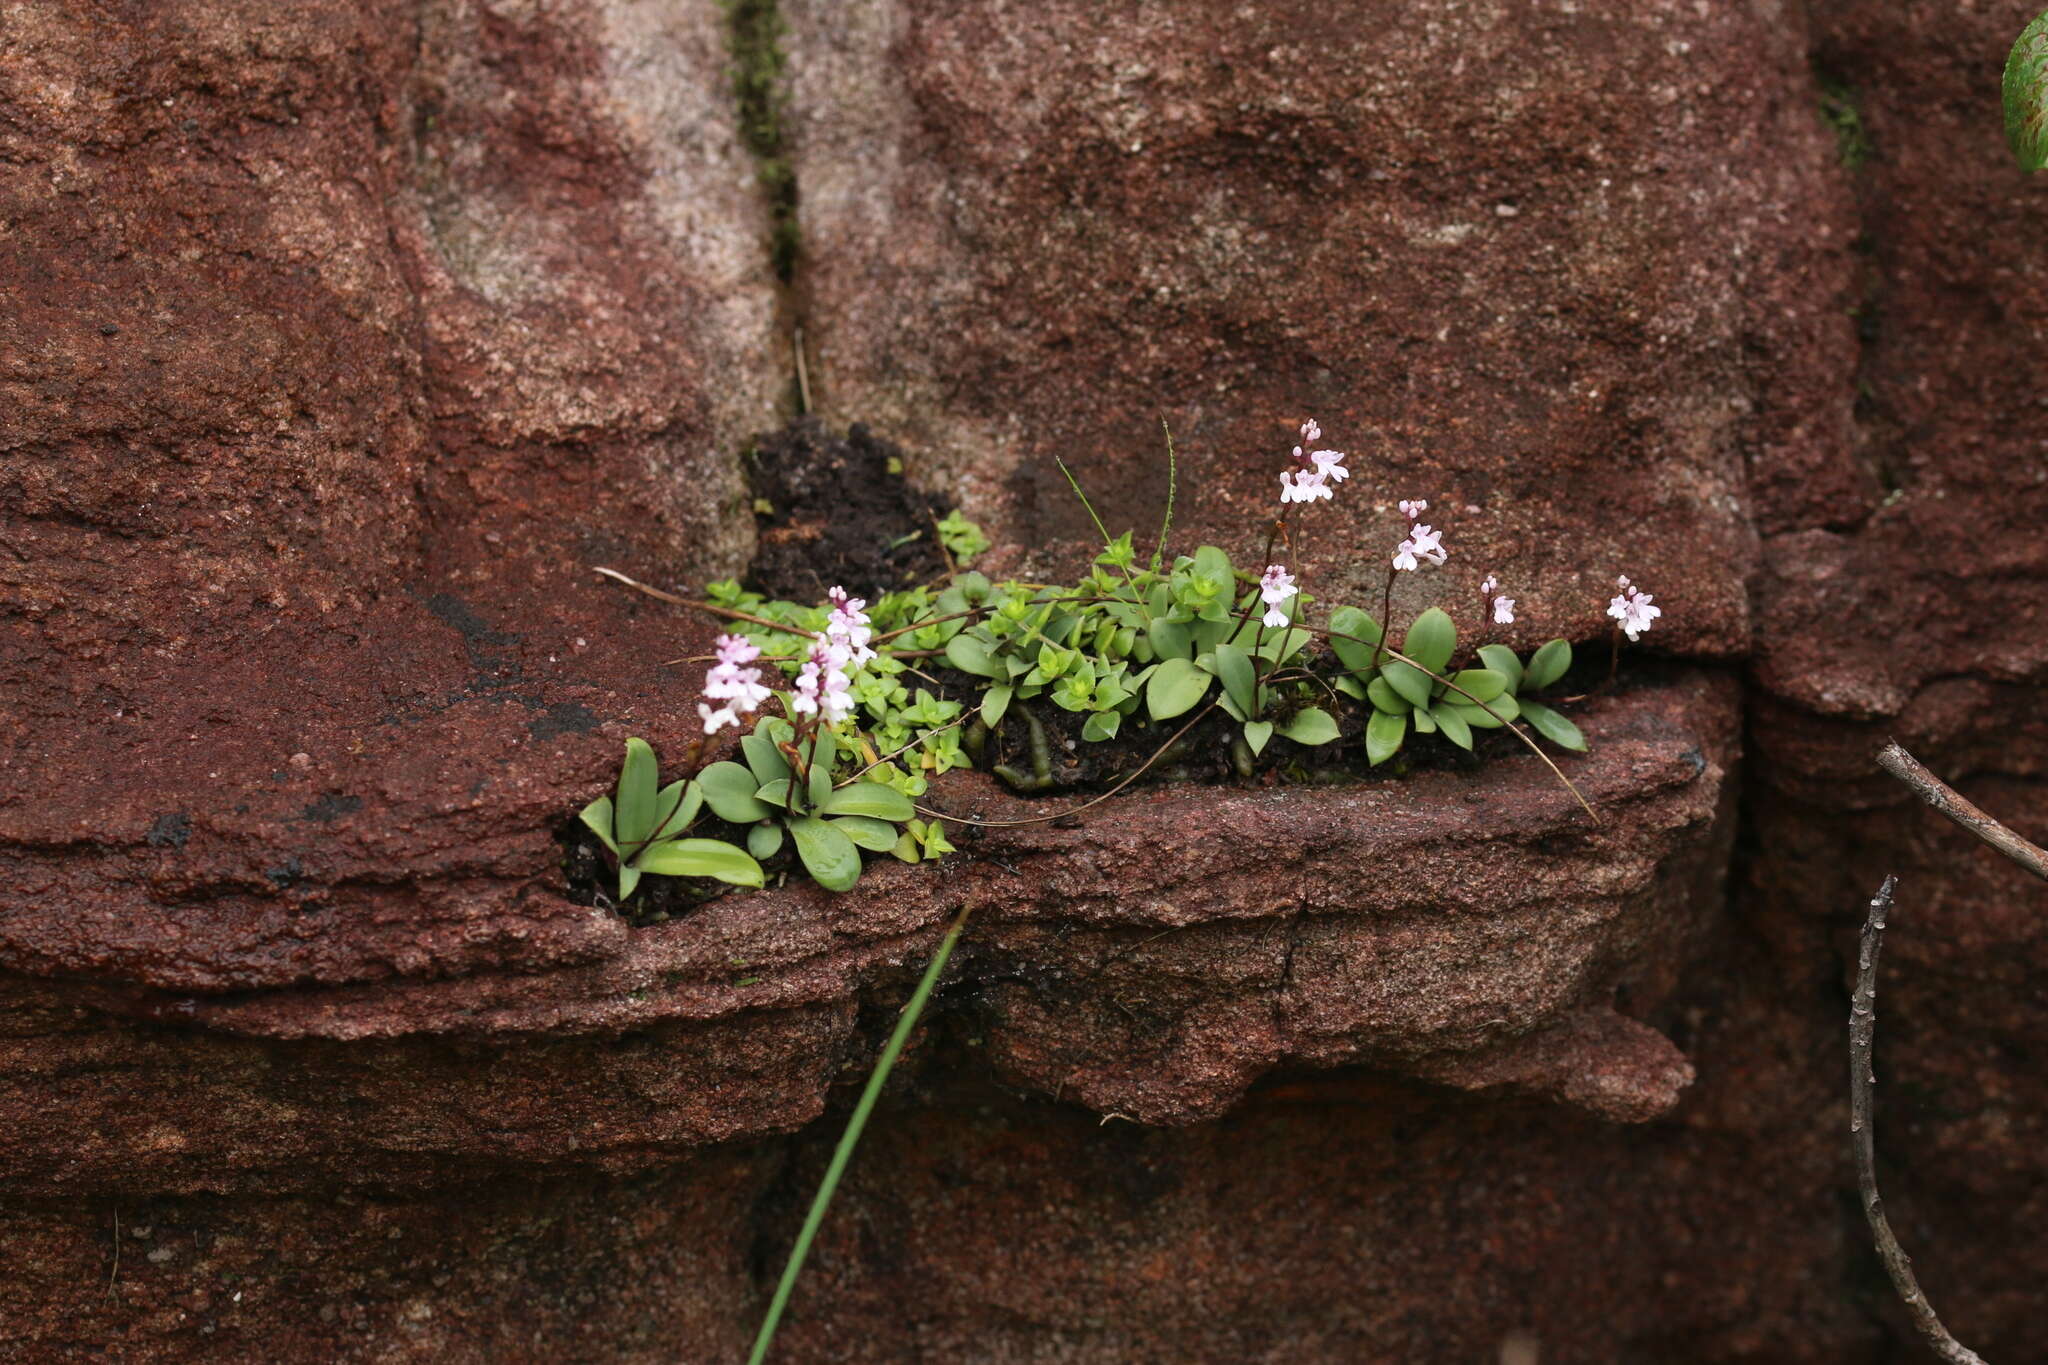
left=821, top=782, right=915, bottom=821
left=747, top=822, right=785, bottom=859
left=634, top=838, right=766, bottom=888
left=1524, top=639, right=1572, bottom=691
left=1448, top=668, right=1507, bottom=704
left=699, top=761, right=772, bottom=823
left=1082, top=710, right=1122, bottom=742
left=1429, top=702, right=1473, bottom=750
left=830, top=816, right=901, bottom=852
left=1243, top=719, right=1274, bottom=755
left=1278, top=706, right=1340, bottom=746
left=1146, top=656, right=1213, bottom=720
left=1366, top=675, right=1412, bottom=714
left=1366, top=708, right=1407, bottom=766
left=890, top=831, right=920, bottom=863
left=944, top=634, right=999, bottom=678
left=651, top=779, right=701, bottom=842
left=578, top=795, right=619, bottom=854
left=1255, top=628, right=1312, bottom=664
left=756, top=778, right=796, bottom=808
left=1333, top=673, right=1368, bottom=700
left=2007, top=10, right=2048, bottom=171
left=619, top=863, right=641, bottom=902
left=1411, top=706, right=1437, bottom=734
left=790, top=815, right=863, bottom=892
left=1402, top=608, right=1456, bottom=674
left=806, top=732, right=836, bottom=809
left=742, top=731, right=791, bottom=787
left=1327, top=606, right=1383, bottom=674
left=1148, top=616, right=1193, bottom=659
left=615, top=737, right=660, bottom=847
left=980, top=684, right=1014, bottom=728
left=1519, top=700, right=1589, bottom=752
left=1208, top=642, right=1258, bottom=718
left=1451, top=693, right=1518, bottom=729
left=1477, top=644, right=1524, bottom=694
left=1382, top=659, right=1435, bottom=710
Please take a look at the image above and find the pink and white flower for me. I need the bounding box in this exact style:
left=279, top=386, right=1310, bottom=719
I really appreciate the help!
left=791, top=636, right=857, bottom=726
left=1309, top=449, right=1349, bottom=483
left=1399, top=499, right=1429, bottom=522
left=700, top=633, right=773, bottom=734
left=1607, top=575, right=1662, bottom=642
left=1280, top=467, right=1333, bottom=504
left=1258, top=564, right=1298, bottom=629
left=1493, top=595, right=1517, bottom=625
left=1280, top=420, right=1345, bottom=502
left=825, top=586, right=876, bottom=666
left=1392, top=523, right=1446, bottom=572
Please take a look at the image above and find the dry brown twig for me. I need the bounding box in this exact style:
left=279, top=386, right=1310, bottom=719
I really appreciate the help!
left=1856, top=742, right=2047, bottom=1364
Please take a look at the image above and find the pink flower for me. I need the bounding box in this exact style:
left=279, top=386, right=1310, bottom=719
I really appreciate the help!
left=792, top=635, right=857, bottom=726
left=1280, top=467, right=1333, bottom=504
left=1607, top=576, right=1662, bottom=642
left=1258, top=563, right=1298, bottom=629
left=1480, top=574, right=1498, bottom=596
left=1493, top=596, right=1516, bottom=624
left=701, top=633, right=772, bottom=733
left=1392, top=523, right=1446, bottom=572
left=1309, top=449, right=1349, bottom=483
left=1399, top=499, right=1428, bottom=522
left=825, top=586, right=876, bottom=666
left=1300, top=418, right=1322, bottom=445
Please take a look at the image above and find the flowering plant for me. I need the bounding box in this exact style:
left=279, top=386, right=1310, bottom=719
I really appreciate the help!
left=587, top=418, right=1662, bottom=901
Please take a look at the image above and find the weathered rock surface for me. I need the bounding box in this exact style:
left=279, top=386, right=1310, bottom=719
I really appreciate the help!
left=1, top=0, right=2044, bottom=1360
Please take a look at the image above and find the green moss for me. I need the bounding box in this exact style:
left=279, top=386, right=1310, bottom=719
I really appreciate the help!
left=1817, top=76, right=1873, bottom=171
left=726, top=0, right=799, bottom=281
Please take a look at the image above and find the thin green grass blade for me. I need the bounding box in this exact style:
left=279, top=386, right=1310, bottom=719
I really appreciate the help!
left=1057, top=459, right=1139, bottom=596
left=1150, top=417, right=1177, bottom=573
left=746, top=906, right=973, bottom=1365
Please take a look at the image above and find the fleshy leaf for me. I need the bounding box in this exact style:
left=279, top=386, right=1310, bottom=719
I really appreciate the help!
left=830, top=815, right=901, bottom=852
left=1243, top=719, right=1274, bottom=755
left=618, top=863, right=641, bottom=901
left=2007, top=10, right=2048, bottom=171
left=1366, top=708, right=1407, bottom=766
left=742, top=731, right=791, bottom=787
left=615, top=737, right=660, bottom=847
left=1519, top=700, right=1589, bottom=752
left=1327, top=606, right=1383, bottom=674
left=981, top=684, right=1014, bottom=728
left=698, top=761, right=772, bottom=823
left=1366, top=676, right=1412, bottom=714
left=1278, top=707, right=1341, bottom=746
left=1476, top=644, right=1524, bottom=694
left=1448, top=668, right=1507, bottom=703
left=1402, top=608, right=1456, bottom=674
left=1429, top=702, right=1474, bottom=750
left=634, top=838, right=766, bottom=888
left=1524, top=639, right=1573, bottom=691
left=821, top=782, right=916, bottom=821
left=1208, top=642, right=1258, bottom=718
left=747, top=822, right=785, bottom=859
left=578, top=795, right=619, bottom=854
left=1382, top=659, right=1434, bottom=710
left=944, top=633, right=1000, bottom=678
left=1146, top=656, right=1213, bottom=720
left=1082, top=709, right=1122, bottom=741
left=790, top=815, right=863, bottom=892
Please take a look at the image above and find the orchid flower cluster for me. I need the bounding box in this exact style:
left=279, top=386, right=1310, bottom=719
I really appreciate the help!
left=581, top=414, right=1670, bottom=904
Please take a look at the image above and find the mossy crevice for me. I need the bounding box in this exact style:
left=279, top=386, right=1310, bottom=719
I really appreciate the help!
left=726, top=0, right=799, bottom=284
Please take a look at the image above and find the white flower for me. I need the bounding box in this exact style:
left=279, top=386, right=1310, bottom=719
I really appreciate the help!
left=701, top=633, right=771, bottom=731
left=1480, top=574, right=1498, bottom=595
left=1493, top=596, right=1516, bottom=624
left=1399, top=499, right=1428, bottom=522
left=1280, top=467, right=1333, bottom=504
left=698, top=702, right=741, bottom=734
left=1393, top=523, right=1446, bottom=571
left=1300, top=418, right=1322, bottom=444
left=792, top=633, right=858, bottom=726
left=1258, top=563, right=1297, bottom=629
left=824, top=586, right=876, bottom=666
left=1606, top=578, right=1662, bottom=642
left=1309, top=449, right=1349, bottom=482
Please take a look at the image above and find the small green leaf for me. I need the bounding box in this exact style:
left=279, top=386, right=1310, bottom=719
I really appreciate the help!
left=1333, top=673, right=1368, bottom=700
left=1448, top=668, right=1507, bottom=704
left=616, top=737, right=660, bottom=847
left=651, top=779, right=701, bottom=842
left=742, top=731, right=791, bottom=787
left=830, top=816, right=901, bottom=852
left=619, top=863, right=641, bottom=901
left=2007, top=10, right=2048, bottom=171
left=1208, top=642, right=1258, bottom=718
left=1082, top=710, right=1122, bottom=742
left=1519, top=700, right=1589, bottom=752
left=1366, top=676, right=1412, bottom=714
left=1429, top=703, right=1474, bottom=750
left=1327, top=606, right=1383, bottom=674
left=634, top=838, right=766, bottom=888
left=1451, top=693, right=1518, bottom=729
left=1366, top=708, right=1407, bottom=766
left=578, top=795, right=619, bottom=854
left=756, top=778, right=795, bottom=807
left=1278, top=706, right=1341, bottom=746
left=1477, top=644, right=1524, bottom=694
left=1525, top=639, right=1572, bottom=691
left=890, top=831, right=920, bottom=863
left=699, top=761, right=772, bottom=823
left=980, top=684, right=1014, bottom=727
left=821, top=782, right=916, bottom=821
left=945, top=634, right=999, bottom=678
left=1382, top=659, right=1434, bottom=710
left=790, top=815, right=863, bottom=891
left=1255, top=628, right=1312, bottom=664
left=747, top=822, right=784, bottom=859
left=1411, top=706, right=1437, bottom=734
left=1148, top=616, right=1192, bottom=659
left=1402, top=608, right=1456, bottom=674
left=1147, top=656, right=1213, bottom=720
left=806, top=732, right=835, bottom=809
left=1243, top=719, right=1274, bottom=755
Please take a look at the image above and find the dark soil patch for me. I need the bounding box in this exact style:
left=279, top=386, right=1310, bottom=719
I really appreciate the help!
left=742, top=417, right=953, bottom=601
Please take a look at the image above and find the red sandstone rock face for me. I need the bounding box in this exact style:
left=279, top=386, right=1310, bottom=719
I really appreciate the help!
left=1, top=0, right=2045, bottom=1361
